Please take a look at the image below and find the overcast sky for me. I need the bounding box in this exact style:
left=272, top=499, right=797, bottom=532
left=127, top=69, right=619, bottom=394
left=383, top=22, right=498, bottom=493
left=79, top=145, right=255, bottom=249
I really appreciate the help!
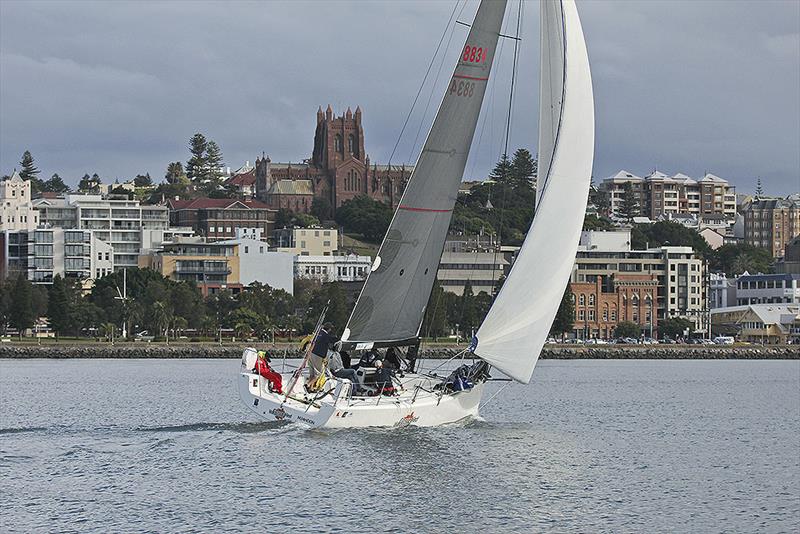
left=1, top=0, right=798, bottom=195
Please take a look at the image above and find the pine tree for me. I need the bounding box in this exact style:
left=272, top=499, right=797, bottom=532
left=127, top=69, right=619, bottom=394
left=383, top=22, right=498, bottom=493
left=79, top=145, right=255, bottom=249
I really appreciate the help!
left=619, top=181, right=640, bottom=221
left=133, top=173, right=153, bottom=187
left=19, top=150, right=44, bottom=193
left=186, top=133, right=208, bottom=181
left=459, top=280, right=478, bottom=337
left=510, top=148, right=536, bottom=190
left=204, top=140, right=224, bottom=183
left=755, top=178, right=764, bottom=198
left=488, top=153, right=513, bottom=183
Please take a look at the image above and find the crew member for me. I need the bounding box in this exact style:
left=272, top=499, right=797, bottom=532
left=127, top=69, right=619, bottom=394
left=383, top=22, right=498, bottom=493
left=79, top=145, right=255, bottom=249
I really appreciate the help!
left=256, top=351, right=283, bottom=394
left=328, top=351, right=359, bottom=389
left=373, top=360, right=396, bottom=396
left=308, top=323, right=336, bottom=386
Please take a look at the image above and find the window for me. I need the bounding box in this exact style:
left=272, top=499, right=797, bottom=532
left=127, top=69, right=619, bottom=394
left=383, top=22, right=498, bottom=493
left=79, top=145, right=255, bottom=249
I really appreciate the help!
left=259, top=246, right=264, bottom=254
left=348, top=134, right=356, bottom=154
left=579, top=310, right=585, bottom=320
left=589, top=294, right=595, bottom=306
left=323, top=240, right=330, bottom=247
left=335, top=135, right=343, bottom=153
left=579, top=294, right=585, bottom=306
left=588, top=310, right=595, bottom=321
left=244, top=246, right=249, bottom=253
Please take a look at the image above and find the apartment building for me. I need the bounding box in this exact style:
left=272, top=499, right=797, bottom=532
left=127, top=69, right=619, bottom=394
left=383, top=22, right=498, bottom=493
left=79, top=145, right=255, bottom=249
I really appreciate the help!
left=34, top=194, right=169, bottom=269
left=601, top=170, right=736, bottom=220
left=139, top=239, right=241, bottom=296
left=0, top=228, right=113, bottom=284
left=168, top=198, right=276, bottom=242
left=273, top=226, right=338, bottom=256
left=742, top=196, right=800, bottom=258
left=0, top=171, right=39, bottom=231
left=437, top=251, right=508, bottom=296
left=571, top=231, right=706, bottom=334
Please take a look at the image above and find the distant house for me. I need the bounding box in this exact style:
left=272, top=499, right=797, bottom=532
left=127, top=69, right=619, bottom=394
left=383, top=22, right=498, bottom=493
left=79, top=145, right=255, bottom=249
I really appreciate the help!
left=711, top=304, right=799, bottom=344
left=225, top=162, right=256, bottom=198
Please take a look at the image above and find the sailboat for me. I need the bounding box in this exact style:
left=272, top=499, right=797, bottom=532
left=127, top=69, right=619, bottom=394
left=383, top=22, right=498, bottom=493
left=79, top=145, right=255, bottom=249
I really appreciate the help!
left=238, top=0, right=594, bottom=428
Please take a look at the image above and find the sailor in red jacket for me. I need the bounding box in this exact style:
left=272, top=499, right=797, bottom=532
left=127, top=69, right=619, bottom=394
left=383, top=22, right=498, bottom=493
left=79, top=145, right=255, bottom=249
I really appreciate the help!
left=256, top=351, right=283, bottom=394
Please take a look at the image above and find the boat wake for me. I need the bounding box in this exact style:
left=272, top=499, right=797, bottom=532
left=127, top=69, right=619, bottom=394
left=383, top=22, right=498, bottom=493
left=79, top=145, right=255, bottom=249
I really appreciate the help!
left=136, top=421, right=287, bottom=433
left=0, top=426, right=48, bottom=435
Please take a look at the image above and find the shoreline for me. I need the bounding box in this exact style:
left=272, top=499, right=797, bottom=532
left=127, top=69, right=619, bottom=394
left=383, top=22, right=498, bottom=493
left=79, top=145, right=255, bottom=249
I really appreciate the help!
left=0, top=343, right=796, bottom=360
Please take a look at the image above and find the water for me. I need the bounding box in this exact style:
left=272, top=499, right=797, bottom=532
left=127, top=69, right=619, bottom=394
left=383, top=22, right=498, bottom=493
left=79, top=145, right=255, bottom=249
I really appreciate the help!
left=1, top=359, right=798, bottom=533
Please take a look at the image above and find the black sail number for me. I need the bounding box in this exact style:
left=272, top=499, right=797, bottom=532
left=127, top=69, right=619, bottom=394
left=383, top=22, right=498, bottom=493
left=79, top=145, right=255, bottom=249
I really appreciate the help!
left=449, top=79, right=475, bottom=98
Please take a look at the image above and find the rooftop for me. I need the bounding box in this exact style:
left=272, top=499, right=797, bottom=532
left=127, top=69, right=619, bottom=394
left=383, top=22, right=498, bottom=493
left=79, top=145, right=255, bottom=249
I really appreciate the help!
left=168, top=198, right=271, bottom=210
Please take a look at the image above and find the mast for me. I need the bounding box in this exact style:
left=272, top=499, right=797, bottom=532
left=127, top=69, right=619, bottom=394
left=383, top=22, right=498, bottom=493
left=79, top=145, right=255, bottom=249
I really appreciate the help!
left=340, top=0, right=508, bottom=350
left=472, top=0, right=595, bottom=383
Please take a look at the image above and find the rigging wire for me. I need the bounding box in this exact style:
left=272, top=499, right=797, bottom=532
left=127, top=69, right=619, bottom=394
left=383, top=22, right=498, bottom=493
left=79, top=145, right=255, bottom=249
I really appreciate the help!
left=489, top=0, right=524, bottom=300
left=387, top=0, right=462, bottom=168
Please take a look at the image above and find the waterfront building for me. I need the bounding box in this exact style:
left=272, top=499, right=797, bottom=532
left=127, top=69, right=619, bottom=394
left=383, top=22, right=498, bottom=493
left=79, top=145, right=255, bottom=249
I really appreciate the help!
left=0, top=228, right=113, bottom=285
left=294, top=253, right=371, bottom=283
left=571, top=273, right=659, bottom=339
left=735, top=272, right=800, bottom=306
left=253, top=106, right=412, bottom=214
left=217, top=230, right=293, bottom=294
left=570, top=230, right=706, bottom=335
left=742, top=195, right=800, bottom=258
left=32, top=194, right=168, bottom=270
left=0, top=171, right=39, bottom=231
left=709, top=272, right=736, bottom=310
left=273, top=226, right=338, bottom=256
left=139, top=239, right=241, bottom=296
left=167, top=198, right=276, bottom=242
left=711, top=304, right=800, bottom=344
left=599, top=170, right=737, bottom=221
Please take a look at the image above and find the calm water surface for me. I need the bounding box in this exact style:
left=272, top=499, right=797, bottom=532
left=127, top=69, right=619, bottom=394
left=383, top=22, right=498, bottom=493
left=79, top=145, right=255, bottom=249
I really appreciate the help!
left=1, top=359, right=798, bottom=533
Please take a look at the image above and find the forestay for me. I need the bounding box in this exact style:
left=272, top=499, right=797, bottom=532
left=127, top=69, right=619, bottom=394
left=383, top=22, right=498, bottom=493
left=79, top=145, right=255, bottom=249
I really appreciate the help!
left=473, top=0, right=594, bottom=383
left=341, top=0, right=508, bottom=349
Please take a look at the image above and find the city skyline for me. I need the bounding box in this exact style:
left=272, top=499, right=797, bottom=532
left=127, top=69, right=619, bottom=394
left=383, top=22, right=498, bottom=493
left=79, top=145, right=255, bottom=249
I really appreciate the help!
left=1, top=0, right=799, bottom=195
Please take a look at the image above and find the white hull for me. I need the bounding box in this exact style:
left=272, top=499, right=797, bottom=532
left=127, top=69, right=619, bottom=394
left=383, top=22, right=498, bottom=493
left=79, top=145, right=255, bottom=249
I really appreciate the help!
left=238, top=371, right=484, bottom=429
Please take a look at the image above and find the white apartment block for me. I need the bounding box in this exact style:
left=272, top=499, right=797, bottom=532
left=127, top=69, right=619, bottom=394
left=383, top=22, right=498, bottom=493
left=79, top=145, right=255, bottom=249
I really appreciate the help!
left=1, top=171, right=39, bottom=231
left=437, top=251, right=509, bottom=296
left=273, top=227, right=338, bottom=256
left=34, top=194, right=169, bottom=269
left=294, top=254, right=371, bottom=283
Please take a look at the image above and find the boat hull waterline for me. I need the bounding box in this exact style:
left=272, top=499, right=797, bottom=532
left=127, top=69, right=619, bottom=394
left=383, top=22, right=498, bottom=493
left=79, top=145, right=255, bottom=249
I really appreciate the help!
left=238, top=372, right=484, bottom=429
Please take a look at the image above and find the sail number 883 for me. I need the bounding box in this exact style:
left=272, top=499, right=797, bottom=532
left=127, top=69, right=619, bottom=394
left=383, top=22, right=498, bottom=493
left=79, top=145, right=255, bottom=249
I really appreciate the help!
left=462, top=45, right=485, bottom=63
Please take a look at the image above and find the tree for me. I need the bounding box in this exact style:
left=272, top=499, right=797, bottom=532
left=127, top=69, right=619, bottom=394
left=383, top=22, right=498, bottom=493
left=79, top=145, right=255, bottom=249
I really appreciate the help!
left=614, top=321, right=641, bottom=338
left=422, top=280, right=448, bottom=339
left=48, top=275, right=71, bottom=337
left=458, top=281, right=478, bottom=337
left=659, top=317, right=694, bottom=339
left=9, top=274, right=35, bottom=337
left=488, top=153, right=513, bottom=183
left=510, top=148, right=536, bottom=190
left=133, top=173, right=153, bottom=187
left=165, top=162, right=188, bottom=185
left=589, top=184, right=610, bottom=216
left=335, top=195, right=393, bottom=242
left=42, top=173, right=70, bottom=193
left=311, top=197, right=332, bottom=221
left=78, top=173, right=101, bottom=193
left=619, top=182, right=640, bottom=221
left=19, top=150, right=44, bottom=193
left=186, top=133, right=208, bottom=181
left=630, top=221, right=713, bottom=258
left=755, top=178, right=764, bottom=198
left=204, top=140, right=224, bottom=182
left=711, top=244, right=773, bottom=275
left=305, top=282, right=349, bottom=335
left=549, top=287, right=575, bottom=338
left=583, top=214, right=615, bottom=231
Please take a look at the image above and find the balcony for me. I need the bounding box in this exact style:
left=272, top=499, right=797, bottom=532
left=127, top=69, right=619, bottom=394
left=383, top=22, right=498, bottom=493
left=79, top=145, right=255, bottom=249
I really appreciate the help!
left=174, top=260, right=231, bottom=276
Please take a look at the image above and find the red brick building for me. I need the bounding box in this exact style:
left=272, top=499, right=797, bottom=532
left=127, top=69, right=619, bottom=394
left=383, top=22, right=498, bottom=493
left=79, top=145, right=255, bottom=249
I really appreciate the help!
left=570, top=273, right=659, bottom=339
left=255, top=105, right=412, bottom=214
left=168, top=198, right=276, bottom=241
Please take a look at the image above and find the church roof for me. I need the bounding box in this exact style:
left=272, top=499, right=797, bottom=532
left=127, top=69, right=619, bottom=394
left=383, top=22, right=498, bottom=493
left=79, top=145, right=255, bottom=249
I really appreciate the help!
left=226, top=169, right=256, bottom=186
left=268, top=179, right=314, bottom=196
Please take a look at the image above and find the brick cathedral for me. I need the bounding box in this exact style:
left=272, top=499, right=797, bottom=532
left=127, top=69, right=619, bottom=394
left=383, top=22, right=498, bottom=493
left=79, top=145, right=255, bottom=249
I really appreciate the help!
left=253, top=105, right=412, bottom=215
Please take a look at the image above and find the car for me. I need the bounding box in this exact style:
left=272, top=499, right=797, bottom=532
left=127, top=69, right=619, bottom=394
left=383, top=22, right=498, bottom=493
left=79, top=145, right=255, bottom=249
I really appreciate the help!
left=659, top=338, right=677, bottom=344
left=565, top=338, right=585, bottom=344
left=713, top=336, right=735, bottom=345
left=641, top=337, right=657, bottom=345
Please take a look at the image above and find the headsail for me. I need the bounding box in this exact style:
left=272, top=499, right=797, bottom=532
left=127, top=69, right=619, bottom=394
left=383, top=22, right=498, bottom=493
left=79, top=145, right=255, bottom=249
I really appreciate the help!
left=473, top=0, right=594, bottom=383
left=341, top=0, right=508, bottom=349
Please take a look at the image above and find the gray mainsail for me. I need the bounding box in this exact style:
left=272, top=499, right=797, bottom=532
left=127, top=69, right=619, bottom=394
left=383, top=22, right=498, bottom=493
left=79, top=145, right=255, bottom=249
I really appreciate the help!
left=341, top=0, right=508, bottom=349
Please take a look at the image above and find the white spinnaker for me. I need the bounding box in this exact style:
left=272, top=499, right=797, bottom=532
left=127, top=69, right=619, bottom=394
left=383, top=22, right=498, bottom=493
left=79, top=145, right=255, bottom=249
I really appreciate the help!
left=473, top=0, right=594, bottom=384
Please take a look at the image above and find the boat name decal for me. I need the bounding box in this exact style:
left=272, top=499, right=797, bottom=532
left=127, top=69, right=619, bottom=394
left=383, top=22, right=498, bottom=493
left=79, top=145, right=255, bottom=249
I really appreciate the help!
left=269, top=407, right=288, bottom=421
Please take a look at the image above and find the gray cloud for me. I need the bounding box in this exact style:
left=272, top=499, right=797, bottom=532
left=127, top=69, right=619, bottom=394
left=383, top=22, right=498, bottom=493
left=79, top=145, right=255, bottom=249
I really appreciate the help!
left=1, top=0, right=798, bottom=195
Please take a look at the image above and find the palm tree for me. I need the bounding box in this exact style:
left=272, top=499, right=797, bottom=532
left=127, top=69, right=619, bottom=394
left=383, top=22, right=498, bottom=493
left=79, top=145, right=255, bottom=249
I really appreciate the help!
left=152, top=301, right=172, bottom=340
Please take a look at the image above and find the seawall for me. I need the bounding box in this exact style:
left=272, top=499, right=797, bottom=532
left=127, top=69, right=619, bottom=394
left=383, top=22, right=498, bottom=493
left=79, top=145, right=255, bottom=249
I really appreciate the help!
left=0, top=343, right=796, bottom=360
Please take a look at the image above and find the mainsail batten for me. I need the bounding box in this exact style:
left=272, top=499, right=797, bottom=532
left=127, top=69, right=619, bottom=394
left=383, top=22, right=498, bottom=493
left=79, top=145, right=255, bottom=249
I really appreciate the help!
left=473, top=0, right=595, bottom=383
left=341, top=0, right=508, bottom=349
